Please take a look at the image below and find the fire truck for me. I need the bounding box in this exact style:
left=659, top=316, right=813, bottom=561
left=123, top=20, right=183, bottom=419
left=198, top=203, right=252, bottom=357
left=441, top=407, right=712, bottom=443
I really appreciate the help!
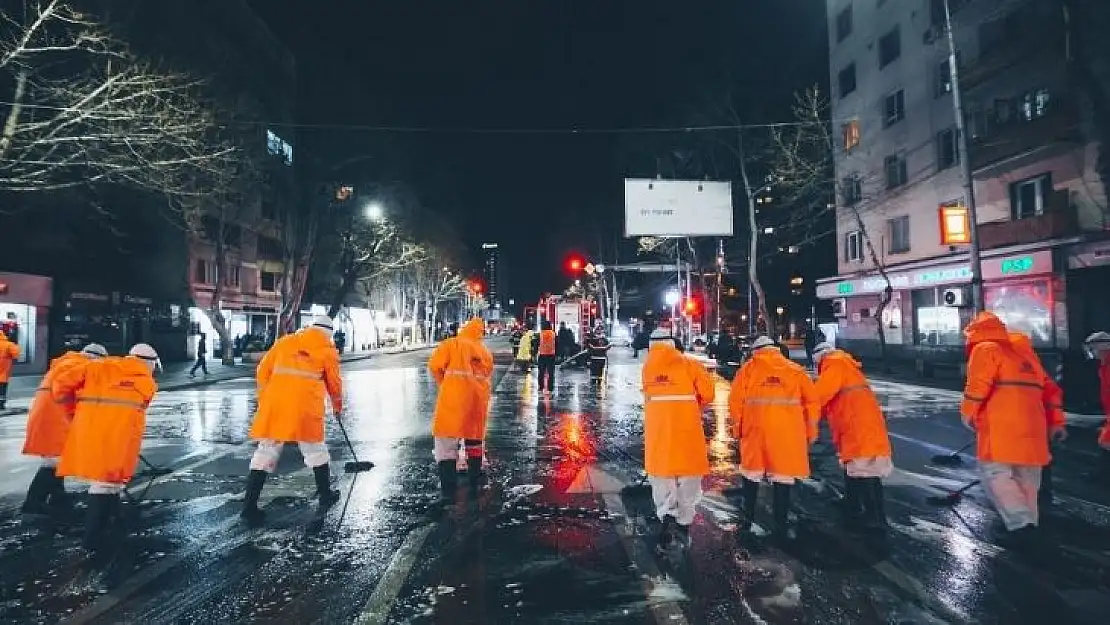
left=531, top=294, right=598, bottom=343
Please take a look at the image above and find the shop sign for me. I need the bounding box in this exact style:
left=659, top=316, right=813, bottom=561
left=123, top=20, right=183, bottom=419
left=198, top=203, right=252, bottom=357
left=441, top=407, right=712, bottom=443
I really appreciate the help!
left=70, top=292, right=110, bottom=302
left=818, top=249, right=1052, bottom=299
left=123, top=295, right=153, bottom=306
left=938, top=204, right=971, bottom=245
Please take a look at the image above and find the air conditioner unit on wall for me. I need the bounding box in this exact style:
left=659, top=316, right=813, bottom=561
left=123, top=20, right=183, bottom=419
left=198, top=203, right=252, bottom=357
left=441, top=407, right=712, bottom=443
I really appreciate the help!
left=832, top=298, right=847, bottom=317
left=943, top=287, right=970, bottom=307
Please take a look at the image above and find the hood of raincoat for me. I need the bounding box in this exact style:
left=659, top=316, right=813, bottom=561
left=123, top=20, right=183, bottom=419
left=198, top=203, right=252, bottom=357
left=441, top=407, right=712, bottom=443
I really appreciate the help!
left=460, top=318, right=485, bottom=340
left=963, top=311, right=1008, bottom=355
left=818, top=348, right=861, bottom=375
left=296, top=326, right=337, bottom=350
left=646, top=338, right=685, bottom=366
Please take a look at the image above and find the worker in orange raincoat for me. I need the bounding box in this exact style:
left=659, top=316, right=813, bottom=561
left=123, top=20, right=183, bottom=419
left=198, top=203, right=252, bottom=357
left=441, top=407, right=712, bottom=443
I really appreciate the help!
left=242, top=315, right=344, bottom=522
left=729, top=336, right=820, bottom=540
left=21, top=343, right=108, bottom=517
left=429, top=317, right=494, bottom=498
left=1083, top=331, right=1110, bottom=453
left=536, top=321, right=557, bottom=395
left=0, top=330, right=22, bottom=409
left=812, top=342, right=892, bottom=532
left=961, top=312, right=1066, bottom=538
left=642, top=327, right=715, bottom=547
left=54, top=343, right=160, bottom=552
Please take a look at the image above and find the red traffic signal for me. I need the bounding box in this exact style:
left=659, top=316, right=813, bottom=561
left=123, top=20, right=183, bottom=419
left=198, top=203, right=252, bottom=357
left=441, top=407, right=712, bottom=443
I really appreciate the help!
left=565, top=254, right=586, bottom=274
left=683, top=296, right=701, bottom=315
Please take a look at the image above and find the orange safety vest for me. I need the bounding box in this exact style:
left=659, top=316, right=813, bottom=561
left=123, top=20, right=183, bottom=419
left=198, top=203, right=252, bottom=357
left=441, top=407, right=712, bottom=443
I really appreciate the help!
left=538, top=330, right=557, bottom=356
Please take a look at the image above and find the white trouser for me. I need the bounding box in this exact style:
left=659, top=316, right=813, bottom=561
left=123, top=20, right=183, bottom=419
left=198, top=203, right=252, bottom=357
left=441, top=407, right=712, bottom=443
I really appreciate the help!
left=739, top=470, right=797, bottom=485
left=648, top=476, right=703, bottom=526
left=843, top=456, right=894, bottom=478
left=38, top=456, right=58, bottom=468
left=249, top=440, right=330, bottom=473
left=433, top=437, right=483, bottom=462
left=88, top=482, right=124, bottom=495
left=981, top=462, right=1042, bottom=531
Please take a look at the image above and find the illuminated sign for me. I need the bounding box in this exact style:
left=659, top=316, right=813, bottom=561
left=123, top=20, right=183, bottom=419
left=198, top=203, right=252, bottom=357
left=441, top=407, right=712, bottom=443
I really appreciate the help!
left=914, top=267, right=973, bottom=285
left=938, top=204, right=971, bottom=245
left=1000, top=256, right=1034, bottom=275
left=837, top=282, right=854, bottom=295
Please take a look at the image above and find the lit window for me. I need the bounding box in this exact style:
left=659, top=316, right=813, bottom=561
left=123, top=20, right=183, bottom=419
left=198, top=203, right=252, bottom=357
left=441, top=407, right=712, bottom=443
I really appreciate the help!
left=844, top=230, right=863, bottom=263
left=842, top=120, right=861, bottom=151
left=266, top=129, right=294, bottom=166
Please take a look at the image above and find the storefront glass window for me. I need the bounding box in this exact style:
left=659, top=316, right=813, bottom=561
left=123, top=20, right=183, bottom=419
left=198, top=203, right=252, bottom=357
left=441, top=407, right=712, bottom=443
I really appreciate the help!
left=0, top=303, right=36, bottom=363
left=985, top=279, right=1052, bottom=346
left=913, top=288, right=963, bottom=345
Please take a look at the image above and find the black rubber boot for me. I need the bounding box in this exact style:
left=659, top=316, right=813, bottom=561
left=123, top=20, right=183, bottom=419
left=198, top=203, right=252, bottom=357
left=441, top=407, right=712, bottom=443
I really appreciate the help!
left=437, top=460, right=458, bottom=499
left=842, top=475, right=865, bottom=530
left=740, top=478, right=760, bottom=531
left=466, top=457, right=484, bottom=491
left=772, top=483, right=793, bottom=542
left=21, top=467, right=56, bottom=516
left=1038, top=462, right=1054, bottom=513
left=862, top=478, right=887, bottom=532
left=240, top=469, right=268, bottom=522
left=314, top=464, right=341, bottom=508
left=48, top=474, right=75, bottom=519
left=658, top=514, right=677, bottom=549
left=82, top=494, right=119, bottom=552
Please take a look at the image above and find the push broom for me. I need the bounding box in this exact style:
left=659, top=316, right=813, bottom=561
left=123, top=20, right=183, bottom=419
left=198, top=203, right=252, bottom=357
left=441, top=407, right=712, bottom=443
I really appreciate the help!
left=334, top=417, right=375, bottom=473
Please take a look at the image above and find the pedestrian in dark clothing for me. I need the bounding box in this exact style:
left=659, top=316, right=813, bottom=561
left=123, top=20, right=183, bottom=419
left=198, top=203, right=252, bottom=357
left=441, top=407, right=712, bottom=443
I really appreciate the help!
left=190, top=334, right=209, bottom=377
left=557, top=323, right=577, bottom=362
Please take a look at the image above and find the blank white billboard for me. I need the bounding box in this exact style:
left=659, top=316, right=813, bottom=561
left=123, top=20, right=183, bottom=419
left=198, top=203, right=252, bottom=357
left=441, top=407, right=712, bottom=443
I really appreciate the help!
left=624, top=179, right=734, bottom=238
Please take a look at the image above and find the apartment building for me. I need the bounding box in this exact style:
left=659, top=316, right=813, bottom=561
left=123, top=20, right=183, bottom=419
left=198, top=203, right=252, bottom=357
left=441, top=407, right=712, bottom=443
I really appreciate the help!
left=817, top=0, right=1109, bottom=395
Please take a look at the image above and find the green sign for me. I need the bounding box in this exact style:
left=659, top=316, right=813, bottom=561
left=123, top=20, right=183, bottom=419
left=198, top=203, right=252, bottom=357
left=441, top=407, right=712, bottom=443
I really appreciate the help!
left=1000, top=256, right=1034, bottom=275
left=837, top=282, right=854, bottom=295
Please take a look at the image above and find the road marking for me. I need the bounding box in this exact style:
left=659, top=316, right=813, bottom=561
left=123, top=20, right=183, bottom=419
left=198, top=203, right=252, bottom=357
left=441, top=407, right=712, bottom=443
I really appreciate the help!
left=601, top=493, right=691, bottom=625
left=353, top=524, right=436, bottom=625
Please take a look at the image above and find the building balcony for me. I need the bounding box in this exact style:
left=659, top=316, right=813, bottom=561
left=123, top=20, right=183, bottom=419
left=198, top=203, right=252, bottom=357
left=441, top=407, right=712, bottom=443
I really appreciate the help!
left=969, top=99, right=1082, bottom=172
left=978, top=199, right=1078, bottom=250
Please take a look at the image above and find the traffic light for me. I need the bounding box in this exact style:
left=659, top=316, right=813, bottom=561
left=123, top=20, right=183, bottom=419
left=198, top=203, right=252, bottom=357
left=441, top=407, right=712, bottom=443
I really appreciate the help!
left=566, top=254, right=585, bottom=274
left=683, top=296, right=700, bottom=316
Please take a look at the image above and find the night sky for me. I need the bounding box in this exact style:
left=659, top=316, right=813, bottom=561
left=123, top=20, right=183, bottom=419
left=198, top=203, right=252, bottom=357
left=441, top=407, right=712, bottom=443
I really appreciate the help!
left=248, top=0, right=828, bottom=308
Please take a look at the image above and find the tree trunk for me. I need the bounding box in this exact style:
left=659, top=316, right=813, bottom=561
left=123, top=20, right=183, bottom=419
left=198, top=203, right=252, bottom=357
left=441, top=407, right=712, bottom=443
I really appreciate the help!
left=411, top=297, right=420, bottom=344
left=430, top=296, right=440, bottom=342
left=208, top=219, right=235, bottom=365
left=852, top=208, right=893, bottom=372
left=737, top=143, right=771, bottom=334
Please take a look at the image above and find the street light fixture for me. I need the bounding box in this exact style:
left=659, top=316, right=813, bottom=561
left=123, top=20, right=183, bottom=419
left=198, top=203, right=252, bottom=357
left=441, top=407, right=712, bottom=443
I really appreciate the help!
left=664, top=290, right=680, bottom=307
left=364, top=202, right=384, bottom=222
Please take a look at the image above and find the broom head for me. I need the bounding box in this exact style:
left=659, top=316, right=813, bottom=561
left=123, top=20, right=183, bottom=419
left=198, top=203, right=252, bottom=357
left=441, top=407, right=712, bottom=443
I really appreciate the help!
left=344, top=461, right=375, bottom=473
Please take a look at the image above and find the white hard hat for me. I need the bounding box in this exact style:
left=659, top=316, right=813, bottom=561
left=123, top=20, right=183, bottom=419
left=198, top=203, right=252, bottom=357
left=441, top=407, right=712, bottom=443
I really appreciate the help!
left=751, top=335, right=777, bottom=350
left=812, top=342, right=834, bottom=357
left=311, top=315, right=335, bottom=333
left=81, top=343, right=108, bottom=358
left=129, top=343, right=159, bottom=360
left=1084, top=331, right=1110, bottom=360
left=1084, top=331, right=1110, bottom=345
left=649, top=327, right=672, bottom=341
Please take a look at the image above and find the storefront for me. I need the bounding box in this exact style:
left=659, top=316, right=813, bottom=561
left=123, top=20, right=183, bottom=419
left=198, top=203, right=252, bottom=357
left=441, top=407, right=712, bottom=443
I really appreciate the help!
left=816, top=247, right=1061, bottom=370
left=0, top=271, right=52, bottom=374
left=54, top=286, right=189, bottom=362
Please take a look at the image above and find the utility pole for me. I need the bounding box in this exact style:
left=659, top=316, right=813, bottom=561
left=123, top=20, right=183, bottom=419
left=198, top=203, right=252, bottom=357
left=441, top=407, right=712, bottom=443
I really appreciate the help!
left=944, top=0, right=985, bottom=313
left=716, top=239, right=724, bottom=335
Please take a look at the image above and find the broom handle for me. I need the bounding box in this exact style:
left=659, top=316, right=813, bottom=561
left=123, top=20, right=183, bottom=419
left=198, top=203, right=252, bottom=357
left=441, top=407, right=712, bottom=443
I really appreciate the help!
left=956, top=479, right=980, bottom=495
left=335, top=414, right=361, bottom=462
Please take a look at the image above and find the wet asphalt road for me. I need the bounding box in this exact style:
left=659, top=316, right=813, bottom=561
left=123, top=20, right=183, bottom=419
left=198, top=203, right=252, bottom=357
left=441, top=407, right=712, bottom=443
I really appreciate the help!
left=1, top=340, right=1109, bottom=624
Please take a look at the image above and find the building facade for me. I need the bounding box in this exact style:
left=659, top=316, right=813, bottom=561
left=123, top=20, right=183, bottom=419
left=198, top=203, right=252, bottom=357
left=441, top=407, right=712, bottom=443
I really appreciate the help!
left=481, top=243, right=505, bottom=315
left=819, top=0, right=1109, bottom=404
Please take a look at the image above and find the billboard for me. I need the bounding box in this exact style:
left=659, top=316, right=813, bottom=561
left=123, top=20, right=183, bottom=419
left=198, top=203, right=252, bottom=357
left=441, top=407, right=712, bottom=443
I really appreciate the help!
left=624, top=179, right=734, bottom=238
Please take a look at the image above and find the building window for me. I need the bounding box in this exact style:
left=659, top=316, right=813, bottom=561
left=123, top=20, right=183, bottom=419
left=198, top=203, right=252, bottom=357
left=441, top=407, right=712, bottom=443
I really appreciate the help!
left=195, top=259, right=215, bottom=285
left=836, top=5, right=853, bottom=42
left=883, top=89, right=905, bottom=127
left=878, top=27, right=901, bottom=68
left=913, top=288, right=963, bottom=346
left=260, top=271, right=280, bottom=293
left=224, top=265, right=241, bottom=288
left=935, top=56, right=958, bottom=97
left=841, top=174, right=863, bottom=205
left=844, top=230, right=863, bottom=263
left=1021, top=88, right=1051, bottom=120
left=884, top=154, right=908, bottom=188
left=838, top=63, right=857, bottom=98
left=1010, top=173, right=1052, bottom=220
left=936, top=128, right=960, bottom=170
left=842, top=120, right=861, bottom=151
left=986, top=279, right=1053, bottom=346
left=266, top=129, right=293, bottom=166
left=887, top=215, right=910, bottom=253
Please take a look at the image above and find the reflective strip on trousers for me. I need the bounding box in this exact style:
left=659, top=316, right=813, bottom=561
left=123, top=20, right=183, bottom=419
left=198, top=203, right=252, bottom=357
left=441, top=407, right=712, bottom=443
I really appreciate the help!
left=744, top=397, right=802, bottom=406
left=648, top=394, right=697, bottom=402
left=273, top=366, right=323, bottom=380
left=77, top=397, right=145, bottom=409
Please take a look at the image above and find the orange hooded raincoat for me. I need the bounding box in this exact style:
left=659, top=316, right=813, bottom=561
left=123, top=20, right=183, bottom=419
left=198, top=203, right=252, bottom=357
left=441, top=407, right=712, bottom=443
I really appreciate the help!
left=641, top=340, right=716, bottom=477
left=23, top=351, right=87, bottom=458
left=960, top=313, right=1062, bottom=466
left=813, top=349, right=891, bottom=463
left=250, top=328, right=344, bottom=444
left=0, top=332, right=22, bottom=382
left=54, top=356, right=157, bottom=484
left=729, top=348, right=820, bottom=478
left=429, top=318, right=494, bottom=440
left=1009, top=331, right=1066, bottom=432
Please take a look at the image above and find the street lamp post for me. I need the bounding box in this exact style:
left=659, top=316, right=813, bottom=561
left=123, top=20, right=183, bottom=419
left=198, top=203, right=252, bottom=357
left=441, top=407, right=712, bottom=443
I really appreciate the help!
left=664, top=289, right=680, bottom=339
left=943, top=0, right=985, bottom=313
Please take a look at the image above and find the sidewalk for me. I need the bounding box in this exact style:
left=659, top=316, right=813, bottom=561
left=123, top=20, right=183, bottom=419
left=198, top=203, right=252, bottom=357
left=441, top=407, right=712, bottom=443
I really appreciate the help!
left=0, top=342, right=433, bottom=417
